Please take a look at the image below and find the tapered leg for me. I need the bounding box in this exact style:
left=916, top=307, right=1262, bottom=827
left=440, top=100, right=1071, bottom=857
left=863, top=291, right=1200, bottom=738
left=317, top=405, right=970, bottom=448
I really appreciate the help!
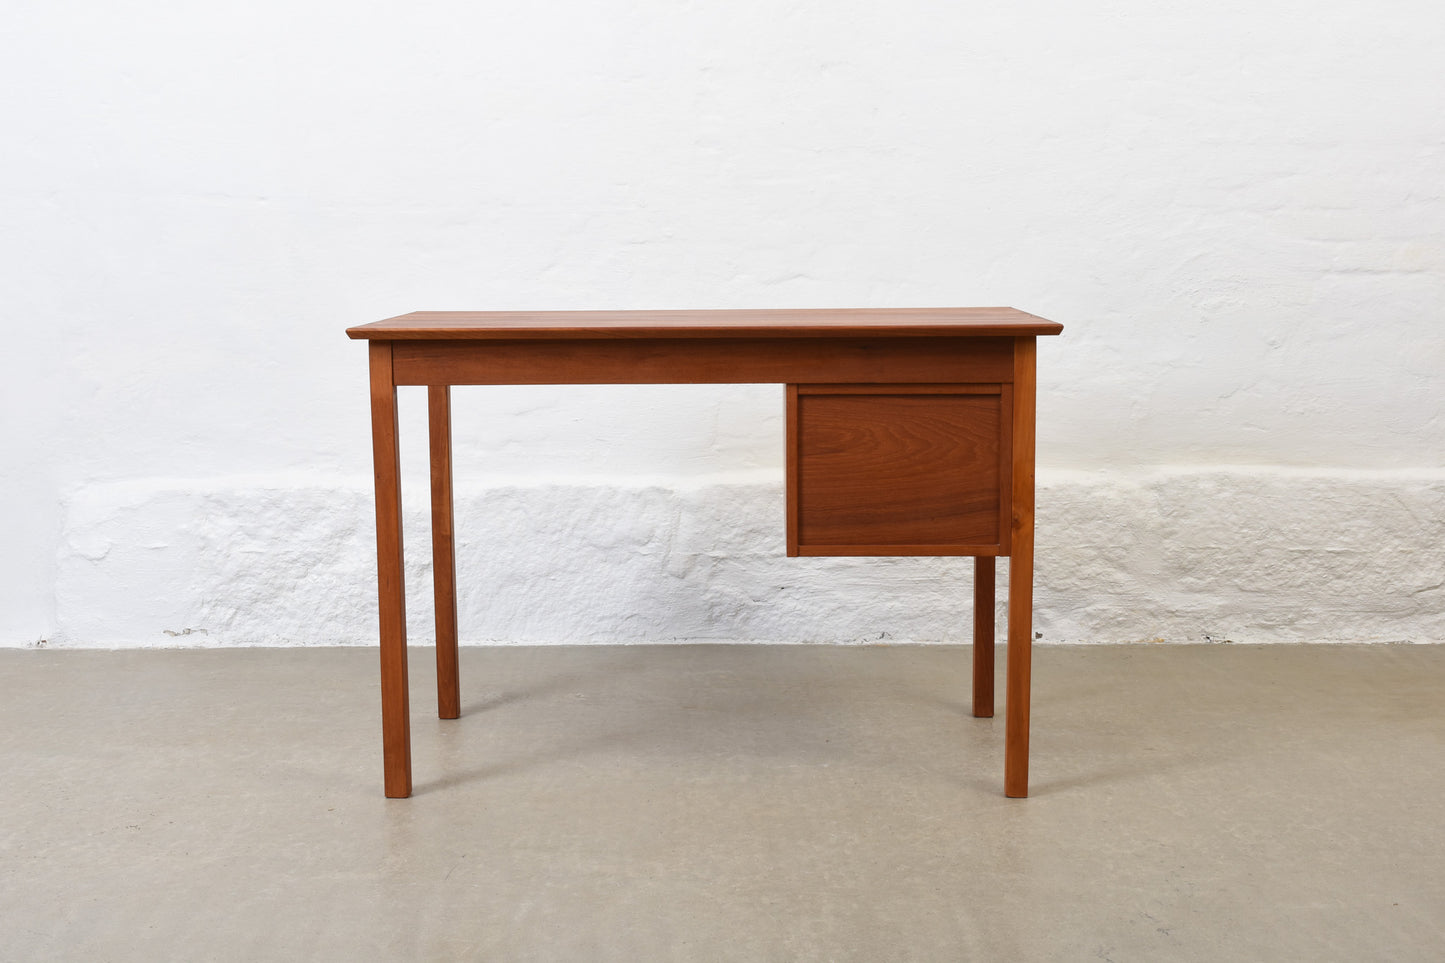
left=973, top=556, right=995, bottom=717
left=429, top=385, right=461, bottom=720
left=370, top=342, right=411, bottom=798
left=1005, top=337, right=1037, bottom=798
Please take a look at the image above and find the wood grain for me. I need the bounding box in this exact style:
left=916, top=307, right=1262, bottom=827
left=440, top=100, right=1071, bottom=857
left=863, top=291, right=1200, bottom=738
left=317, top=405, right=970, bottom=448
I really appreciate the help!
left=973, top=556, right=995, bottom=718
left=348, top=307, right=1064, bottom=340
left=1005, top=337, right=1037, bottom=799
left=795, top=383, right=1002, bottom=395
left=369, top=342, right=411, bottom=798
left=391, top=337, right=1013, bottom=387
left=428, top=385, right=460, bottom=721
left=794, top=542, right=1005, bottom=557
left=793, top=390, right=1004, bottom=553
left=786, top=385, right=800, bottom=555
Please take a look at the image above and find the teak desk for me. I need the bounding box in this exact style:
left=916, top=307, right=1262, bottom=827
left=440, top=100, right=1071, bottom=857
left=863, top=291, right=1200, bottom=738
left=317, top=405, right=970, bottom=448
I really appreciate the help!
left=347, top=308, right=1063, bottom=798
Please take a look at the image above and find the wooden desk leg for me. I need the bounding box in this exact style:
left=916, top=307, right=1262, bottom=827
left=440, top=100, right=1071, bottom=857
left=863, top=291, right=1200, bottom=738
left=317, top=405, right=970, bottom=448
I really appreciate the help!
left=429, top=385, right=461, bottom=720
left=1005, top=546, right=1034, bottom=797
left=973, top=556, right=995, bottom=717
left=1005, top=337, right=1036, bottom=798
left=369, top=342, right=412, bottom=798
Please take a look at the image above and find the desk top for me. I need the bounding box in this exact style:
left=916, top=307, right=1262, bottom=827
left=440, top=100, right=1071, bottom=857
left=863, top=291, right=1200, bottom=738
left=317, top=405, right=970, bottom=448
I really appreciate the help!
left=347, top=308, right=1062, bottom=341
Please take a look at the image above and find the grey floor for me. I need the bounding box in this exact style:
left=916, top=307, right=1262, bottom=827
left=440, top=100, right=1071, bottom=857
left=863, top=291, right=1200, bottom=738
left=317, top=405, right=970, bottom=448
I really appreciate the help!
left=1, top=644, right=1442, bottom=962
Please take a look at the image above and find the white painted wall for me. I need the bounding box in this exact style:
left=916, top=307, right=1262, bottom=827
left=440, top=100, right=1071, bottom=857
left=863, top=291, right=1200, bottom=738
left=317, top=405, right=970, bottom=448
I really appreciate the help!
left=4, top=0, right=1442, bottom=646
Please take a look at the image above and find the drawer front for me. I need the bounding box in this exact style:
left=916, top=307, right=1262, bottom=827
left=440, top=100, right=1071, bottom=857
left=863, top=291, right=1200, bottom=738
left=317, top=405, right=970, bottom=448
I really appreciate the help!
left=787, top=384, right=1012, bottom=556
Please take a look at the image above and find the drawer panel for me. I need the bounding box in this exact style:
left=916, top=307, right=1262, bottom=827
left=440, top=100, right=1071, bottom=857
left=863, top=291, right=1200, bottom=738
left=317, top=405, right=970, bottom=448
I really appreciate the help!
left=787, top=384, right=1012, bottom=556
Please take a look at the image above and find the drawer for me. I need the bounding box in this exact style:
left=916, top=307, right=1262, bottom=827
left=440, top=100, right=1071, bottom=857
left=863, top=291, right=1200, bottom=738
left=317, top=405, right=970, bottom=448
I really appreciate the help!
left=786, top=384, right=1012, bottom=556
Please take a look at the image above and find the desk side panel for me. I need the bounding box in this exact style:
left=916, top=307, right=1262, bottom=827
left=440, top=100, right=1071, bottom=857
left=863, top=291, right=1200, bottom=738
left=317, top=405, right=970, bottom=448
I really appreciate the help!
left=391, top=337, right=1013, bottom=386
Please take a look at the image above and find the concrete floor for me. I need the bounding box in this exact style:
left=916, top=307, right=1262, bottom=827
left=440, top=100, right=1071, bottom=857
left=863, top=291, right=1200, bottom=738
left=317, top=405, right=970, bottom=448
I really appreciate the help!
left=1, top=644, right=1442, bottom=961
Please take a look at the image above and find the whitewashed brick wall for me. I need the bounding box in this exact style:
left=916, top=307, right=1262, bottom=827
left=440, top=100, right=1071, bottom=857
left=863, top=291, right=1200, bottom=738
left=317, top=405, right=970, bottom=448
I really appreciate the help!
left=5, top=0, right=1443, bottom=645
